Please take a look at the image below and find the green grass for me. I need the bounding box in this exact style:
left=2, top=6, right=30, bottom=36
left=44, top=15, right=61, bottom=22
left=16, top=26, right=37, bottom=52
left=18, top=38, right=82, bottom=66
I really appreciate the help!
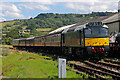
left=2, top=50, right=88, bottom=78
left=2, top=48, right=9, bottom=56
left=0, top=57, right=2, bottom=74
left=0, top=47, right=2, bottom=78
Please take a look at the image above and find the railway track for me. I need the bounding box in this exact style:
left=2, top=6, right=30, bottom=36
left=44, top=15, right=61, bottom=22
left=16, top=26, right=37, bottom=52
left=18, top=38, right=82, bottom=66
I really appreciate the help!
left=84, top=61, right=120, bottom=75
left=104, top=58, right=120, bottom=65
left=68, top=61, right=120, bottom=79
left=93, top=61, right=120, bottom=72
left=69, top=63, right=106, bottom=79
left=71, top=69, right=97, bottom=79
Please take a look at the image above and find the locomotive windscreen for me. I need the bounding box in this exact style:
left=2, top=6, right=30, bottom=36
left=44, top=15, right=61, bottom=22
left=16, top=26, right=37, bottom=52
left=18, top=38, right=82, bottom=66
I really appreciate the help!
left=85, top=22, right=108, bottom=38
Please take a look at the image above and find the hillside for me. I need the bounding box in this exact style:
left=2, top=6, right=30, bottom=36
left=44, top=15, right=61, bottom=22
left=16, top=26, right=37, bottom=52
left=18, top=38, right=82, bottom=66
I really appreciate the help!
left=1, top=12, right=114, bottom=45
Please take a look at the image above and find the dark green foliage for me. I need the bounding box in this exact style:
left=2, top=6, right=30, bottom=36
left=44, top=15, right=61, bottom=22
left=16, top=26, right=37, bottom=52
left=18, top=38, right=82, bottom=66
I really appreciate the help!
left=90, top=12, right=114, bottom=17
left=2, top=28, right=30, bottom=45
left=13, top=21, right=21, bottom=25
left=6, top=29, right=20, bottom=39
left=2, top=36, right=13, bottom=45
left=4, top=24, right=12, bottom=27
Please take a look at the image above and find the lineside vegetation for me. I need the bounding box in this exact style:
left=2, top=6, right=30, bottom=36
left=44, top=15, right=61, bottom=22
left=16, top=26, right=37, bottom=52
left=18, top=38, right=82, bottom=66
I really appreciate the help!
left=2, top=48, right=88, bottom=78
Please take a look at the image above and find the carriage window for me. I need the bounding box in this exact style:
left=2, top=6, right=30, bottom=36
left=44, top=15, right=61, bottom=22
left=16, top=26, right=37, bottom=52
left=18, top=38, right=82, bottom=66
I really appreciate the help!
left=85, top=28, right=91, bottom=35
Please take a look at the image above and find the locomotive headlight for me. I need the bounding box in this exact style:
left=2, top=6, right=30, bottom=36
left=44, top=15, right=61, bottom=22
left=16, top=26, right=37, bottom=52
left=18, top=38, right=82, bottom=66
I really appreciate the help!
left=105, top=38, right=106, bottom=40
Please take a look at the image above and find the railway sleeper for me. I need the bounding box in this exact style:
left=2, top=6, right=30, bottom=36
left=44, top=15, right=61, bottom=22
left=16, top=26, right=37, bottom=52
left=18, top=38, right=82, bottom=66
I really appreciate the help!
left=104, top=60, right=120, bottom=65
left=73, top=69, right=97, bottom=80
left=94, top=61, right=120, bottom=71
left=69, top=63, right=108, bottom=79
left=77, top=66, right=105, bottom=79
left=84, top=62, right=120, bottom=76
left=101, top=60, right=120, bottom=66
left=69, top=63, right=120, bottom=79
left=68, top=65, right=96, bottom=79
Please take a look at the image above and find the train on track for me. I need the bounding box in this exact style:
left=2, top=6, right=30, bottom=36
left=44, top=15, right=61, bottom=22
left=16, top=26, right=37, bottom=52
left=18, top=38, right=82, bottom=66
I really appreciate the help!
left=13, top=22, right=109, bottom=59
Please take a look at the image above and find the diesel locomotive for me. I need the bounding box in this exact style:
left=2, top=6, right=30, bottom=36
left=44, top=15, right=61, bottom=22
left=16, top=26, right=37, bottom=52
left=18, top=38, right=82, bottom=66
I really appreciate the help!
left=13, top=22, right=109, bottom=58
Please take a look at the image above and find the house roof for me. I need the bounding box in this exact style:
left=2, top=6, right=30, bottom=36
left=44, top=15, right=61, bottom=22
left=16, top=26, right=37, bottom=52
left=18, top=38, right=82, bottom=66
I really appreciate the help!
left=102, top=13, right=120, bottom=23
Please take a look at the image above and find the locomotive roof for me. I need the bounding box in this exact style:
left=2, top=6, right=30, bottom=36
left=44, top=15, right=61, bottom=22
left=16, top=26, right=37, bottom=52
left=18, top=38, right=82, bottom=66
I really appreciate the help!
left=26, top=37, right=35, bottom=40
left=62, top=22, right=108, bottom=33
left=19, top=38, right=26, bottom=40
left=13, top=38, right=27, bottom=41
left=34, top=35, right=46, bottom=38
left=13, top=39, right=20, bottom=41
left=46, top=31, right=61, bottom=36
left=62, top=23, right=87, bottom=33
left=48, top=24, right=76, bottom=34
left=74, top=24, right=86, bottom=31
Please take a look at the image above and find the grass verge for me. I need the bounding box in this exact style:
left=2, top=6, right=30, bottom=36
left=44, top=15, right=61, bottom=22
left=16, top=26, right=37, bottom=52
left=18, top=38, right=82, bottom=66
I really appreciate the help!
left=2, top=49, right=88, bottom=78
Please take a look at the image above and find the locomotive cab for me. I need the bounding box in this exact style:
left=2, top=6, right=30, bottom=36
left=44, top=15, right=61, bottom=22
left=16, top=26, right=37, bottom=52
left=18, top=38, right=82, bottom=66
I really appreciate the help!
left=85, top=22, right=109, bottom=56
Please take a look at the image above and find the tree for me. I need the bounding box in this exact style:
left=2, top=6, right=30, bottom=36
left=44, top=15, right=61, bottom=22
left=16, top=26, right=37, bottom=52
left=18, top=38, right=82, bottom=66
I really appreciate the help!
left=6, top=28, right=20, bottom=39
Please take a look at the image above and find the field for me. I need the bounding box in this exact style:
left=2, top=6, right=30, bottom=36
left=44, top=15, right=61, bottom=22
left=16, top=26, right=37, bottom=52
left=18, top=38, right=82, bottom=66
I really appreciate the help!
left=0, top=21, right=18, bottom=28
left=36, top=28, right=52, bottom=32
left=1, top=47, right=88, bottom=78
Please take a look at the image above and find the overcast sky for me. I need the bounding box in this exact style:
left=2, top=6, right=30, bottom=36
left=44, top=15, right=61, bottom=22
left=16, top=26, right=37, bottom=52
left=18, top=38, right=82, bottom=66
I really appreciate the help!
left=0, top=0, right=119, bottom=22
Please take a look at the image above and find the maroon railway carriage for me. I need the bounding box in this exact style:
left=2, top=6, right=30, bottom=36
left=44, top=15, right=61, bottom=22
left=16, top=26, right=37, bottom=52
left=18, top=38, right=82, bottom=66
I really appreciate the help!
left=34, top=36, right=45, bottom=46
left=26, top=37, right=34, bottom=47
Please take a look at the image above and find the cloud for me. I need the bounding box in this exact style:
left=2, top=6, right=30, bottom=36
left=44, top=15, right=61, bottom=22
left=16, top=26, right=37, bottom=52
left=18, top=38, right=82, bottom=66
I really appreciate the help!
left=65, top=2, right=90, bottom=12
left=107, top=9, right=118, bottom=12
left=5, top=11, right=25, bottom=18
left=21, top=0, right=54, bottom=4
left=118, top=1, right=120, bottom=9
left=0, top=17, right=6, bottom=22
left=20, top=0, right=53, bottom=3
left=0, top=3, right=20, bottom=13
left=19, top=2, right=53, bottom=11
left=65, top=2, right=118, bottom=13
left=0, top=13, right=5, bottom=16
left=0, top=3, right=25, bottom=18
left=28, top=16, right=32, bottom=19
left=1, top=0, right=120, bottom=2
